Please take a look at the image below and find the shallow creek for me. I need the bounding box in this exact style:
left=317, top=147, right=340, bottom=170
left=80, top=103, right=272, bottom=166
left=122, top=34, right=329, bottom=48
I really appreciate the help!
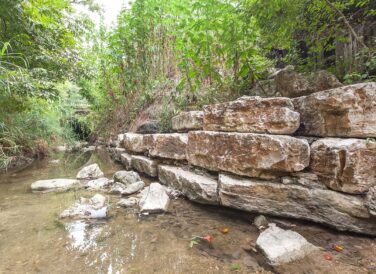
left=0, top=150, right=375, bottom=274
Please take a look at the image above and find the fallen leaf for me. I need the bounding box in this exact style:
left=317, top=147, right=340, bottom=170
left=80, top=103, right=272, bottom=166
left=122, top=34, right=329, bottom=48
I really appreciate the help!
left=202, top=235, right=214, bottom=243
left=334, top=245, right=344, bottom=252
left=221, top=228, right=229, bottom=234
left=324, top=254, right=333, bottom=261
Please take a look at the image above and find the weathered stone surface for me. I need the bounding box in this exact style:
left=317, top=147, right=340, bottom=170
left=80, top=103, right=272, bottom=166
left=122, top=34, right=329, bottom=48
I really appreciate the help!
left=172, top=111, right=203, bottom=132
left=76, top=164, right=104, bottom=180
left=136, top=121, right=158, bottom=134
left=310, top=138, right=376, bottom=194
left=60, top=194, right=107, bottom=219
left=113, top=170, right=141, bottom=185
left=146, top=133, right=188, bottom=160
left=158, top=165, right=218, bottom=205
left=86, top=178, right=112, bottom=191
left=31, top=179, right=80, bottom=192
left=366, top=187, right=376, bottom=216
left=122, top=133, right=149, bottom=153
left=275, top=69, right=342, bottom=98
left=112, top=148, right=126, bottom=162
left=120, top=153, right=132, bottom=170
left=131, top=155, right=159, bottom=177
left=203, top=97, right=300, bottom=134
left=139, top=183, right=170, bottom=213
left=187, top=131, right=310, bottom=179
left=117, top=197, right=139, bottom=208
left=121, top=181, right=145, bottom=196
left=293, top=82, right=376, bottom=138
left=109, top=182, right=127, bottom=194
left=253, top=215, right=269, bottom=230
left=281, top=172, right=327, bottom=189
left=218, top=174, right=376, bottom=235
left=256, top=224, right=317, bottom=265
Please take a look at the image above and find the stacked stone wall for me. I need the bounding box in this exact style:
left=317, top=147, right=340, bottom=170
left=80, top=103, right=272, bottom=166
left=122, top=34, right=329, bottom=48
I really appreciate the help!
left=108, top=82, right=376, bottom=235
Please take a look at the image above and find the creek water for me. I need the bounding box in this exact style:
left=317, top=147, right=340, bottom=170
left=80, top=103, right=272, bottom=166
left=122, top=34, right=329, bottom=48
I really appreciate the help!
left=0, top=150, right=375, bottom=274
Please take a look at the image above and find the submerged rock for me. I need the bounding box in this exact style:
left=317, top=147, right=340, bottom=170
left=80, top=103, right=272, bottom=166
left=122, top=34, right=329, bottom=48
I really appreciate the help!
left=31, top=179, right=80, bottom=192
left=121, top=181, right=145, bottom=196
left=256, top=224, right=317, bottom=265
left=117, top=197, right=139, bottom=208
left=113, top=170, right=141, bottom=185
left=139, top=183, right=170, bottom=213
left=86, top=178, right=112, bottom=191
left=60, top=194, right=107, bottom=219
left=76, top=164, right=104, bottom=180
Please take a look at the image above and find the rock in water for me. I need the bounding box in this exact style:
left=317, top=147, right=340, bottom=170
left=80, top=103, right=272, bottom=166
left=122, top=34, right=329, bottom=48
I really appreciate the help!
left=203, top=97, right=300, bottom=134
left=76, top=164, right=104, bottom=180
left=60, top=194, right=107, bottom=219
left=219, top=174, right=376, bottom=235
left=310, top=138, right=376, bottom=194
left=187, top=131, right=310, bottom=179
left=131, top=155, right=159, bottom=177
left=254, top=215, right=269, bottom=230
left=158, top=165, right=218, bottom=205
left=172, top=111, right=204, bottom=132
left=139, top=183, right=170, bottom=213
left=293, top=82, right=376, bottom=138
left=113, top=170, right=141, bottom=185
left=145, top=133, right=188, bottom=160
left=256, top=224, right=317, bottom=265
left=86, top=178, right=112, bottom=191
left=121, top=181, right=145, bottom=195
left=117, top=197, right=139, bottom=208
left=31, top=179, right=80, bottom=192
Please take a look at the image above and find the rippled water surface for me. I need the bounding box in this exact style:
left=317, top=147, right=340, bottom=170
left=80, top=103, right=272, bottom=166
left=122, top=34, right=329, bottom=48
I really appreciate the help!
left=1, top=150, right=375, bottom=274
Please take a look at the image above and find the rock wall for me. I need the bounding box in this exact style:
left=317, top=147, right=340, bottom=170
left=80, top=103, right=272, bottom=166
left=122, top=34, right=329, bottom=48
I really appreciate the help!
left=108, top=82, right=376, bottom=236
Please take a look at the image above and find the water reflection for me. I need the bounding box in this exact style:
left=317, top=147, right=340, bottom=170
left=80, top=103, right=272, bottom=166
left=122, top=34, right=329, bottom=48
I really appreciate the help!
left=65, top=220, right=103, bottom=251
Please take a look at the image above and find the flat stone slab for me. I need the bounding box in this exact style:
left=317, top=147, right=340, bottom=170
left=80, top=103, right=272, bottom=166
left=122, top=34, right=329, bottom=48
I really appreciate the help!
left=31, top=179, right=80, bottom=192
left=218, top=174, right=376, bottom=235
left=131, top=155, right=159, bottom=177
left=203, top=97, right=300, bottom=134
left=139, top=183, right=170, bottom=213
left=122, top=133, right=150, bottom=153
left=146, top=133, right=188, bottom=160
left=172, top=111, right=203, bottom=132
left=76, top=164, right=104, bottom=180
left=158, top=165, right=218, bottom=205
left=187, top=131, right=310, bottom=179
left=293, top=82, right=376, bottom=138
left=256, top=224, right=317, bottom=265
left=310, top=138, right=376, bottom=194
left=60, top=194, right=107, bottom=219
left=120, top=153, right=132, bottom=170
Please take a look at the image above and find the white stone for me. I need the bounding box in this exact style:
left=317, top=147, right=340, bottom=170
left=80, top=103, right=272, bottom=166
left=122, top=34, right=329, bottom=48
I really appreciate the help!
left=60, top=194, right=107, bottom=219
left=76, top=164, right=104, bottom=180
left=117, top=197, right=139, bottom=208
left=121, top=181, right=145, bottom=195
left=31, top=179, right=79, bottom=192
left=86, top=178, right=112, bottom=190
left=256, top=224, right=317, bottom=265
left=120, top=153, right=132, bottom=170
left=131, top=155, right=159, bottom=177
left=113, top=170, right=141, bottom=185
left=109, top=182, right=127, bottom=194
left=139, top=183, right=170, bottom=213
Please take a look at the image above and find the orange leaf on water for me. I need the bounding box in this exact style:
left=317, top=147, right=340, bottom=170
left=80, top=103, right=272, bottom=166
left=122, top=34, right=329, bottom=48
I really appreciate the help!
left=334, top=245, right=344, bottom=252
left=221, top=228, right=229, bottom=234
left=324, top=254, right=333, bottom=261
left=202, top=235, right=213, bottom=243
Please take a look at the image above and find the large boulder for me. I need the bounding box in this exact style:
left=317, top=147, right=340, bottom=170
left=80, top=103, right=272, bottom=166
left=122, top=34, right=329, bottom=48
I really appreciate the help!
left=131, top=155, right=159, bottom=177
left=218, top=174, right=376, bottom=235
left=158, top=165, right=218, bottom=205
left=187, top=131, right=310, bottom=179
left=76, top=164, right=104, bottom=180
left=139, top=183, right=170, bottom=213
left=310, top=138, right=376, bottom=194
left=60, top=194, right=107, bottom=219
left=275, top=69, right=342, bottom=98
left=113, top=170, right=141, bottom=185
left=293, top=82, right=376, bottom=138
left=31, top=179, right=80, bottom=192
left=122, top=133, right=150, bottom=153
left=203, top=97, right=300, bottom=134
left=146, top=133, right=188, bottom=160
left=256, top=224, right=317, bottom=265
left=172, top=111, right=204, bottom=132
